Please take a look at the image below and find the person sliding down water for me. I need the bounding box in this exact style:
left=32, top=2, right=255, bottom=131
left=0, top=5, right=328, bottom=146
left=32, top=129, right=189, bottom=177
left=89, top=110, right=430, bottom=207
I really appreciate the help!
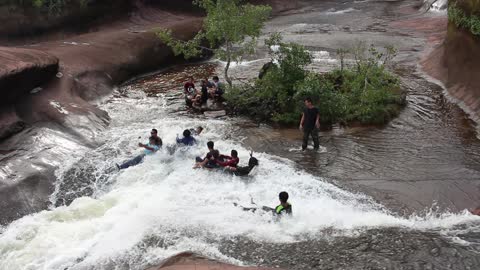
left=217, top=150, right=240, bottom=168
left=225, top=152, right=259, bottom=176
left=194, top=141, right=220, bottom=169
left=234, top=191, right=292, bottom=217
left=116, top=136, right=161, bottom=170
left=176, top=129, right=197, bottom=146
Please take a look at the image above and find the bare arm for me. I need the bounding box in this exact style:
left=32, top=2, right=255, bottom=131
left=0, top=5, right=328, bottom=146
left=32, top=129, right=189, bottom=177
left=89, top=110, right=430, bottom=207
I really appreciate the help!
left=139, top=143, right=155, bottom=151
left=315, top=113, right=320, bottom=129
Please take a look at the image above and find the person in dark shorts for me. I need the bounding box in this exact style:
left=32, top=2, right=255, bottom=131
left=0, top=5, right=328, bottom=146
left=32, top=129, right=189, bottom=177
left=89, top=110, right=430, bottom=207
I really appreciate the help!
left=117, top=136, right=161, bottom=170
left=299, top=97, right=320, bottom=150
left=234, top=191, right=292, bottom=217
left=227, top=155, right=259, bottom=176
left=194, top=141, right=220, bottom=169
left=210, top=76, right=224, bottom=101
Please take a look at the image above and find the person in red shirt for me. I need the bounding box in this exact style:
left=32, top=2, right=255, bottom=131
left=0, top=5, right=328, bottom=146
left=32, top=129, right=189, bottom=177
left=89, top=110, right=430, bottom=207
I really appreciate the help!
left=217, top=150, right=240, bottom=168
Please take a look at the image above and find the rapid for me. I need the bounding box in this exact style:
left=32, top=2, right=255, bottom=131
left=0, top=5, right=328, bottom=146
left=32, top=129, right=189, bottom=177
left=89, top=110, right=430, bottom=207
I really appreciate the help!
left=2, top=0, right=480, bottom=269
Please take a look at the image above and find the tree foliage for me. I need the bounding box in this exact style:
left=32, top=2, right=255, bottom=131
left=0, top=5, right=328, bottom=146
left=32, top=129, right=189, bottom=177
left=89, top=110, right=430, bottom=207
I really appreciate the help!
left=157, top=0, right=272, bottom=86
left=226, top=37, right=405, bottom=126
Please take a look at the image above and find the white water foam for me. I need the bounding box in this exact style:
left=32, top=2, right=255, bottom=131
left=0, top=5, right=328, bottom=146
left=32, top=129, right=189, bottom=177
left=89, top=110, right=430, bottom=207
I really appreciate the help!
left=1, top=93, right=479, bottom=270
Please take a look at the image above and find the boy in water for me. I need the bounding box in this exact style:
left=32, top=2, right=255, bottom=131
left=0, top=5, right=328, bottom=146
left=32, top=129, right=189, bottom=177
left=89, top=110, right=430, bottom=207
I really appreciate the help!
left=176, top=129, right=197, bottom=146
left=235, top=191, right=292, bottom=217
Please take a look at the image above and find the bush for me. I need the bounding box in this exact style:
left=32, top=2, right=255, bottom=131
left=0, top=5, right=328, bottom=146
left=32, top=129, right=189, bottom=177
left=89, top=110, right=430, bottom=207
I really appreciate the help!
left=448, top=4, right=480, bottom=36
left=225, top=37, right=406, bottom=126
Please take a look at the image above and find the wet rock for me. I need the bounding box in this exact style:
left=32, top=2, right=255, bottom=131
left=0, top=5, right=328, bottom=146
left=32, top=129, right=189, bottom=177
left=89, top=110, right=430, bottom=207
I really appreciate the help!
left=0, top=47, right=58, bottom=106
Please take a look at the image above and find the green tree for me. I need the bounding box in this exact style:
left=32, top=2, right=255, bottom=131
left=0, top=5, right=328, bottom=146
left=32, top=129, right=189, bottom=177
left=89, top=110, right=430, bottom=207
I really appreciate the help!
left=157, top=0, right=272, bottom=86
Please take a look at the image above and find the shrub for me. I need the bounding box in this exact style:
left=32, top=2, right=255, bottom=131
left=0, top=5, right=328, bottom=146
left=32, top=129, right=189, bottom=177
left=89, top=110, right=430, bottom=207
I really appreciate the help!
left=448, top=4, right=480, bottom=36
left=225, top=38, right=406, bottom=126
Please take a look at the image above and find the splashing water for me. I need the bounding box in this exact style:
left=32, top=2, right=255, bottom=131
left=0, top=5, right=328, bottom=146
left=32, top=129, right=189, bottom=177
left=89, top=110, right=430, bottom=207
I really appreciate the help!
left=1, top=87, right=479, bottom=270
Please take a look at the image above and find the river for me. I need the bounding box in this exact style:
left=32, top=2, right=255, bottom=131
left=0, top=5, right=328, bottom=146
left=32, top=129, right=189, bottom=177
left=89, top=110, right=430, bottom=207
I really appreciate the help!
left=1, top=0, right=480, bottom=269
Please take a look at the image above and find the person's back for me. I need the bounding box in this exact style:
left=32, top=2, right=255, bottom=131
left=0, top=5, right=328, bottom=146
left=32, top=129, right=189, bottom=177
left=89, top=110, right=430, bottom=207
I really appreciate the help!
left=275, top=191, right=292, bottom=216
left=177, top=129, right=197, bottom=146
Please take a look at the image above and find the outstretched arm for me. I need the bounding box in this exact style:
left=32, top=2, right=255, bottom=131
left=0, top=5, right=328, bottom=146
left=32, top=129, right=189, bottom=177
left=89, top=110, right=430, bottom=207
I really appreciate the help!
left=139, top=143, right=155, bottom=151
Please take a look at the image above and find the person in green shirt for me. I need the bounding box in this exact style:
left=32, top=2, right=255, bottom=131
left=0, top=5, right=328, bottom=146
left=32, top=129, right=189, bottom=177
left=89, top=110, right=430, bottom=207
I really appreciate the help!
left=234, top=191, right=292, bottom=217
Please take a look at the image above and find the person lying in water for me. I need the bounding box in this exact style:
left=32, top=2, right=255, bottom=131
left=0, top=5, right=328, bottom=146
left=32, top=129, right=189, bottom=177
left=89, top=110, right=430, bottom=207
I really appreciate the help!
left=117, top=136, right=161, bottom=170
left=190, top=126, right=204, bottom=136
left=176, top=129, right=197, bottom=146
left=225, top=152, right=258, bottom=176
left=194, top=141, right=220, bottom=169
left=234, top=191, right=292, bottom=216
left=217, top=150, right=239, bottom=168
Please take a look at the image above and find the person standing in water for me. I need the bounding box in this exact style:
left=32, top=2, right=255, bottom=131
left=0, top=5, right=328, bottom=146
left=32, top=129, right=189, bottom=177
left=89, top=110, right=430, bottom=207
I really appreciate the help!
left=299, top=97, right=320, bottom=151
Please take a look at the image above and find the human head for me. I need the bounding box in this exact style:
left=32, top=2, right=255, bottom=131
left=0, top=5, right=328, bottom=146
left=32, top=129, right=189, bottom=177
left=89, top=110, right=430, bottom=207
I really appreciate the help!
left=188, top=76, right=194, bottom=83
left=279, top=191, right=289, bottom=203
left=231, top=150, right=238, bottom=158
left=151, top=129, right=158, bottom=136
left=207, top=141, right=214, bottom=150
left=304, top=97, right=313, bottom=107
left=196, top=126, right=204, bottom=135
left=201, top=79, right=206, bottom=86
left=213, top=76, right=219, bottom=82
left=183, top=129, right=191, bottom=138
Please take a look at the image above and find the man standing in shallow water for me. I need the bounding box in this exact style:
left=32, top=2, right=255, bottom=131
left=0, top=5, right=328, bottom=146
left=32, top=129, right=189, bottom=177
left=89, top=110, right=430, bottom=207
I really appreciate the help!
left=299, top=97, right=320, bottom=151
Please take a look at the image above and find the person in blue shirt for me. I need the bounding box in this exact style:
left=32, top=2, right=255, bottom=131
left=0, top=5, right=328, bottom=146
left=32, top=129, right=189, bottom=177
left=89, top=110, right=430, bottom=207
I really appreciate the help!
left=117, top=136, right=161, bottom=170
left=176, top=129, right=197, bottom=146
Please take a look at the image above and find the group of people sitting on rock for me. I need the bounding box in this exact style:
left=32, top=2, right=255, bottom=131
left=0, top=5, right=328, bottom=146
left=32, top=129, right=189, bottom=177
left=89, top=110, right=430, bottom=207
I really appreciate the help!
left=184, top=76, right=225, bottom=108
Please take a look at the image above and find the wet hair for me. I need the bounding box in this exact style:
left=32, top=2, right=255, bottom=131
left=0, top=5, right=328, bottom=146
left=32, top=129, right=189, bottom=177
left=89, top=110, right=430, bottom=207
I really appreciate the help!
left=304, top=97, right=312, bottom=103
left=207, top=141, right=214, bottom=149
left=231, top=150, right=238, bottom=158
left=248, top=157, right=259, bottom=167
left=279, top=191, right=289, bottom=203
left=197, top=126, right=204, bottom=132
left=151, top=129, right=158, bottom=134
left=213, top=76, right=219, bottom=81
left=183, top=129, right=191, bottom=138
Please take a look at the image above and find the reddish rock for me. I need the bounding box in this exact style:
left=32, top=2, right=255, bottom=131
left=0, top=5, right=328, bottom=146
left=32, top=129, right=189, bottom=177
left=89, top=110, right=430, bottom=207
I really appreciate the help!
left=146, top=252, right=281, bottom=270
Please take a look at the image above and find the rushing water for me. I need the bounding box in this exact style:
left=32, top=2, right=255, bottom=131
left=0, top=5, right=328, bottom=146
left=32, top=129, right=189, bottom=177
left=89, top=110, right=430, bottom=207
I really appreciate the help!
left=1, top=0, right=480, bottom=269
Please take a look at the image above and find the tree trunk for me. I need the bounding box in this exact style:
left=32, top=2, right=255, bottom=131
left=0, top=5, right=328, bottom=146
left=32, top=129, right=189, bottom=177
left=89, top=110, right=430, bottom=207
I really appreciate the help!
left=224, top=41, right=233, bottom=87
